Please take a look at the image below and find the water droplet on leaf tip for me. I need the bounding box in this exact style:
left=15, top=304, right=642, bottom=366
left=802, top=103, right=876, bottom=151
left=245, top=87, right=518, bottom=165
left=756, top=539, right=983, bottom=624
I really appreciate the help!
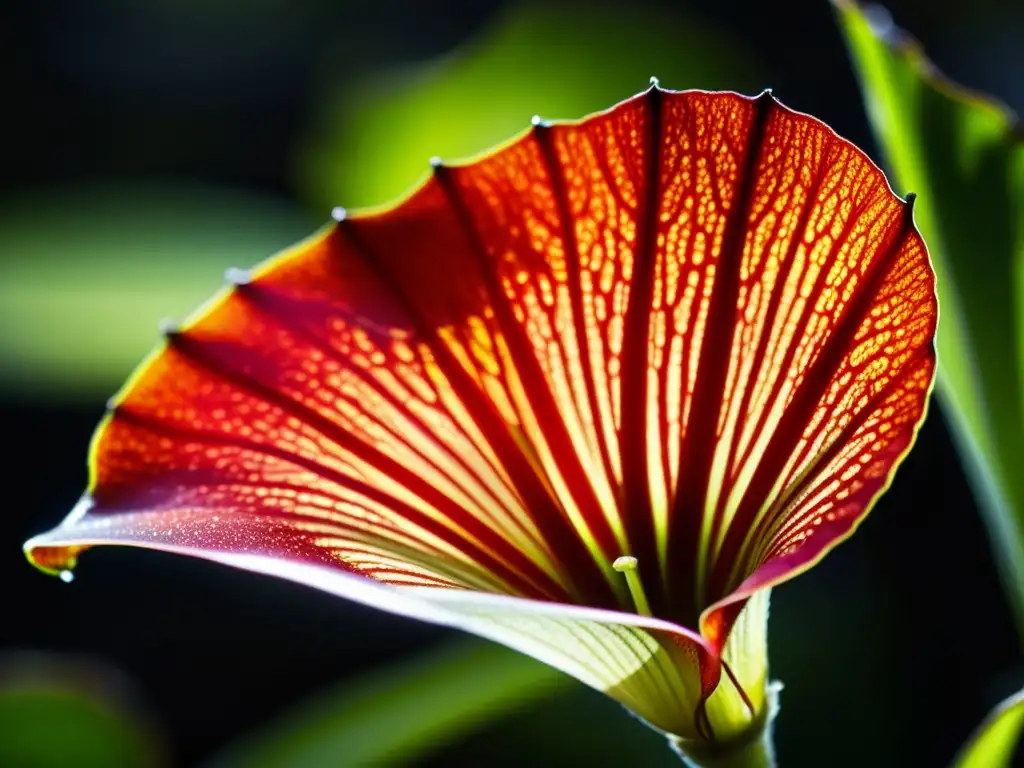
left=59, top=570, right=74, bottom=583
left=225, top=266, right=251, bottom=285
left=158, top=317, right=180, bottom=335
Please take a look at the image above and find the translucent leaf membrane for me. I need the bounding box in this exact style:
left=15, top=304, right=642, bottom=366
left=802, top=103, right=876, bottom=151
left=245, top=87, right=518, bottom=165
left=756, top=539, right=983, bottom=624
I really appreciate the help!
left=27, top=86, right=936, bottom=745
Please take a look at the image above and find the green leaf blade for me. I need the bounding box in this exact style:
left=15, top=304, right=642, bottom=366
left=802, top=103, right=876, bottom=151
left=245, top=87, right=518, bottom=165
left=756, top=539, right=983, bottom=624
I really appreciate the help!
left=0, top=656, right=163, bottom=768
left=835, top=0, right=1024, bottom=633
left=209, top=639, right=568, bottom=768
left=953, top=689, right=1024, bottom=768
left=0, top=183, right=317, bottom=400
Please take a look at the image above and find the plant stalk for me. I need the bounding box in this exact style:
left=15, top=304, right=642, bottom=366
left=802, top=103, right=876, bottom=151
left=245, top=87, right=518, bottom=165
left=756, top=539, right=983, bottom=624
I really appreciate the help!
left=667, top=682, right=779, bottom=768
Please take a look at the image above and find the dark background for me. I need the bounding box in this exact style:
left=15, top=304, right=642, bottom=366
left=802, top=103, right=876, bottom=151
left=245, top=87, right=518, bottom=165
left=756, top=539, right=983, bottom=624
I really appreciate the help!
left=2, top=1, right=1022, bottom=766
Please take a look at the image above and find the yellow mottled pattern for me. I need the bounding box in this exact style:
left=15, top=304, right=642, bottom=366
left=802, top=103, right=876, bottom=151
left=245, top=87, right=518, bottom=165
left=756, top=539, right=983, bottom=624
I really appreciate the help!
left=27, top=88, right=936, bottom=747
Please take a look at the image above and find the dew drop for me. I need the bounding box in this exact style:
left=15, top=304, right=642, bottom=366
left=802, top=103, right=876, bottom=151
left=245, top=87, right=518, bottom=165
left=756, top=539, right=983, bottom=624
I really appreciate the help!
left=59, top=570, right=75, bottom=584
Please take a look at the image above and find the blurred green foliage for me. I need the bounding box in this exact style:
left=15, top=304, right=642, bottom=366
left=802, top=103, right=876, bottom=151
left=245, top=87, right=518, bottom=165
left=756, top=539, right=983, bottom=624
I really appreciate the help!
left=294, top=2, right=760, bottom=210
left=952, top=689, right=1024, bottom=768
left=210, top=639, right=568, bottom=768
left=210, top=635, right=693, bottom=767
left=835, top=0, right=1024, bottom=636
left=0, top=184, right=316, bottom=400
left=8, top=1, right=1012, bottom=764
left=0, top=656, right=161, bottom=768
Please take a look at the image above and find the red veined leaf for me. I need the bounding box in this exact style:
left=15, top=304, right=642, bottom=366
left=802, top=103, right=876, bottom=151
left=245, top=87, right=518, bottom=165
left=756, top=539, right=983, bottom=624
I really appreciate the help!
left=27, top=85, right=936, bottom=749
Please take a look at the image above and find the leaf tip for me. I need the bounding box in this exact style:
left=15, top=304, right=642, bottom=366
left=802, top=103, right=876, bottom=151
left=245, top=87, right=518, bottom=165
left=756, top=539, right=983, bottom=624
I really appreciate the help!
left=900, top=192, right=918, bottom=227
left=755, top=88, right=777, bottom=111
left=157, top=317, right=182, bottom=337
left=430, top=157, right=455, bottom=190
left=331, top=206, right=347, bottom=223
left=23, top=535, right=79, bottom=581
left=224, top=266, right=252, bottom=286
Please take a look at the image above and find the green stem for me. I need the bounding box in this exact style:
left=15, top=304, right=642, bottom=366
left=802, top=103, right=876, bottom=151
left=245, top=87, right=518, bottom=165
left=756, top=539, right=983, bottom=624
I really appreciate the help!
left=669, top=729, right=775, bottom=768
left=667, top=682, right=779, bottom=768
